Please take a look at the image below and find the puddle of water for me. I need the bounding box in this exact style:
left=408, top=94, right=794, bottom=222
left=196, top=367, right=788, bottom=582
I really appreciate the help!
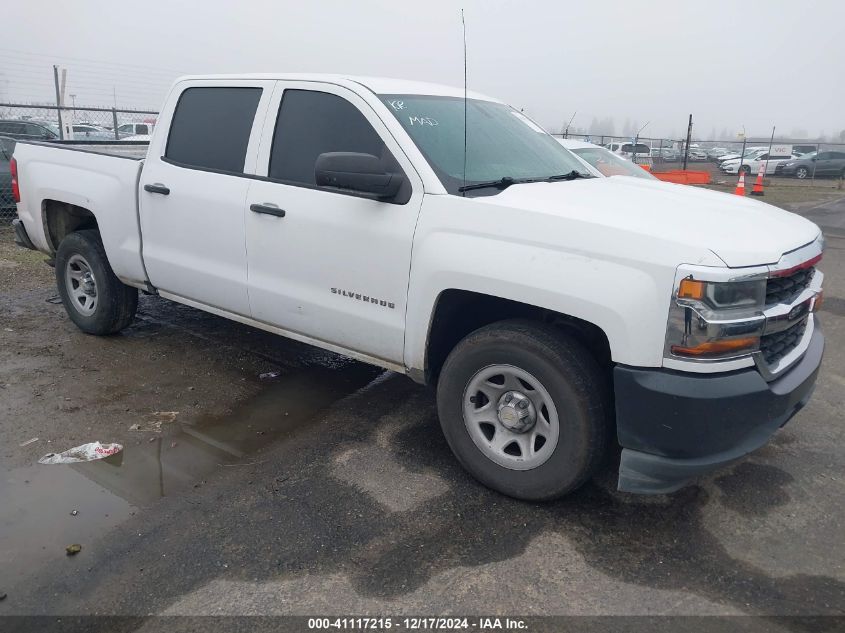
left=0, top=362, right=383, bottom=588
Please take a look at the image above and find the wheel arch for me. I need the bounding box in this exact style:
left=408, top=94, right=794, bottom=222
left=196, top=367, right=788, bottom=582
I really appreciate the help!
left=42, top=199, right=100, bottom=254
left=418, top=289, right=613, bottom=386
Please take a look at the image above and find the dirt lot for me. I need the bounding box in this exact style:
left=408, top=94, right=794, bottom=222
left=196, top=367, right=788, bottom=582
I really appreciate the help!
left=1, top=192, right=845, bottom=630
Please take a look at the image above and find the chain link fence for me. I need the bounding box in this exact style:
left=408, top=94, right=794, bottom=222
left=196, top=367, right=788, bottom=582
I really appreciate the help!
left=553, top=132, right=845, bottom=172
left=1, top=103, right=156, bottom=221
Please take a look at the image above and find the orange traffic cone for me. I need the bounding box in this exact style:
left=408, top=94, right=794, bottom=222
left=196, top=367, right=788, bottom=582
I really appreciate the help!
left=751, top=162, right=765, bottom=196
left=734, top=170, right=746, bottom=196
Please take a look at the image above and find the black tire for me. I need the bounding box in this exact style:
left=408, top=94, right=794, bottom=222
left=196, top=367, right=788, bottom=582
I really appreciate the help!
left=55, top=229, right=138, bottom=335
left=796, top=166, right=809, bottom=179
left=436, top=319, right=611, bottom=501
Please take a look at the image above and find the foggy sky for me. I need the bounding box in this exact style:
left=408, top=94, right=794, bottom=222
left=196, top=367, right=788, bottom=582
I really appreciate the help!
left=3, top=0, right=843, bottom=140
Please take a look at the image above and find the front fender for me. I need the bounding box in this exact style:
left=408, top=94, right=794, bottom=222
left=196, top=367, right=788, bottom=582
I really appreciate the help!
left=403, top=194, right=723, bottom=373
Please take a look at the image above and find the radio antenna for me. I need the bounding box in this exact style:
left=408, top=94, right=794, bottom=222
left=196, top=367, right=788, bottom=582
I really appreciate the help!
left=461, top=8, right=468, bottom=196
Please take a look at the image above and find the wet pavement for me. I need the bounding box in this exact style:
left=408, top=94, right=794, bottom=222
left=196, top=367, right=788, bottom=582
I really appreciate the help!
left=0, top=202, right=844, bottom=624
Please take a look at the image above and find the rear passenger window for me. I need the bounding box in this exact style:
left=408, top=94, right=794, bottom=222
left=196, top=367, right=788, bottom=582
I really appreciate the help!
left=165, top=87, right=262, bottom=173
left=269, top=90, right=391, bottom=187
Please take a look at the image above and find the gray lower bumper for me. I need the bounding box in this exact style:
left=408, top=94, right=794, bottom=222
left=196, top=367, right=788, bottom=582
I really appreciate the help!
left=615, top=325, right=824, bottom=494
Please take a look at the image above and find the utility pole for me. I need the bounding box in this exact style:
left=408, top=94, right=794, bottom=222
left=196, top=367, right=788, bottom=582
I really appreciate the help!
left=764, top=125, right=776, bottom=178
left=563, top=111, right=576, bottom=139
left=737, top=126, right=747, bottom=176
left=633, top=121, right=649, bottom=164
left=682, top=114, right=693, bottom=170
left=53, top=65, right=64, bottom=140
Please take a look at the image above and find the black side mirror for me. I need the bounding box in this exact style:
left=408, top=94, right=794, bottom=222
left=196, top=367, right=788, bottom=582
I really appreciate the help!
left=315, top=152, right=404, bottom=201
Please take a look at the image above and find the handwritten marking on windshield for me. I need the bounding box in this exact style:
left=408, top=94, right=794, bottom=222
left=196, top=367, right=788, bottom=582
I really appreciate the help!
left=409, top=116, right=438, bottom=127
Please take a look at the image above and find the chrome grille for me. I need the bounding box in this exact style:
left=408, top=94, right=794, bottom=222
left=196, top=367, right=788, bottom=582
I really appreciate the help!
left=760, top=317, right=808, bottom=365
left=766, top=267, right=815, bottom=305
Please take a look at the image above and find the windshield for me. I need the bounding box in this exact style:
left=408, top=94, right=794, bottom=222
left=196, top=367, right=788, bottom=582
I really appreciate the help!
left=571, top=147, right=656, bottom=180
left=379, top=94, right=588, bottom=195
left=796, top=151, right=816, bottom=160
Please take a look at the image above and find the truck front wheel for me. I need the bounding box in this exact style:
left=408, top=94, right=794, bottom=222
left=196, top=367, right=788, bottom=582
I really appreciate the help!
left=55, top=230, right=138, bottom=335
left=437, top=320, right=610, bottom=501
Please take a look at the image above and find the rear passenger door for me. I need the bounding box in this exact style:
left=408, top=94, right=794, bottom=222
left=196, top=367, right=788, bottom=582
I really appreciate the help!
left=139, top=80, right=274, bottom=316
left=244, top=82, right=423, bottom=365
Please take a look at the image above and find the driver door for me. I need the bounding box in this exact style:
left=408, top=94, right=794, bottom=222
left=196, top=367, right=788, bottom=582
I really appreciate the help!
left=244, top=82, right=424, bottom=365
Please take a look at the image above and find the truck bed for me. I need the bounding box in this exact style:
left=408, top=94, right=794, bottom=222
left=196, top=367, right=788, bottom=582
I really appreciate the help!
left=20, top=140, right=149, bottom=160
left=12, top=139, right=149, bottom=287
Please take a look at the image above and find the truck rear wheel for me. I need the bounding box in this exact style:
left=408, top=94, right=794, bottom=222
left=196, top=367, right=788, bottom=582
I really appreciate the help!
left=55, top=230, right=138, bottom=335
left=436, top=320, right=610, bottom=501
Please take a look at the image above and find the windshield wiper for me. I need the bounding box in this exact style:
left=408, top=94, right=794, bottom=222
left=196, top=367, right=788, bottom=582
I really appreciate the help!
left=547, top=170, right=595, bottom=181
left=458, top=171, right=594, bottom=192
left=458, top=176, right=532, bottom=192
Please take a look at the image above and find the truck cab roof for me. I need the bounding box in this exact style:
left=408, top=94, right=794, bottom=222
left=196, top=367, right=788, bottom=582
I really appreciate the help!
left=172, top=73, right=502, bottom=102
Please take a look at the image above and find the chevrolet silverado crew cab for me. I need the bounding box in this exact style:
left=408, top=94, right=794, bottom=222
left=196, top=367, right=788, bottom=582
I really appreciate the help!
left=10, top=74, right=824, bottom=500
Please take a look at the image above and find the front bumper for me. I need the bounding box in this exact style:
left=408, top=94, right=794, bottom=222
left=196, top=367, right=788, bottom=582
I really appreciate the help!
left=614, top=325, right=823, bottom=494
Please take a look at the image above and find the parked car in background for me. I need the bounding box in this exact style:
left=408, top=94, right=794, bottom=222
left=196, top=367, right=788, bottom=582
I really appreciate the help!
left=120, top=134, right=151, bottom=142
left=716, top=147, right=765, bottom=164
left=117, top=122, right=153, bottom=138
left=604, top=142, right=652, bottom=166
left=706, top=147, right=729, bottom=160
left=779, top=151, right=845, bottom=179
left=650, top=147, right=678, bottom=163
left=0, top=136, right=16, bottom=215
left=560, top=139, right=656, bottom=180
left=687, top=149, right=708, bottom=161
left=71, top=124, right=116, bottom=141
left=655, top=147, right=678, bottom=161
left=721, top=150, right=799, bottom=175
left=0, top=119, right=60, bottom=142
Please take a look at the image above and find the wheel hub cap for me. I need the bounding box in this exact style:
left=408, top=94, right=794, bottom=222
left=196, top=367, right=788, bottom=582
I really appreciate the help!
left=81, top=272, right=97, bottom=296
left=496, top=390, right=536, bottom=433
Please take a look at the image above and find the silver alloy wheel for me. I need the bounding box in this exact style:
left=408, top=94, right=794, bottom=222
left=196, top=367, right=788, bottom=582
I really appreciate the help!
left=462, top=364, right=560, bottom=470
left=65, top=254, right=98, bottom=316
left=796, top=167, right=808, bottom=179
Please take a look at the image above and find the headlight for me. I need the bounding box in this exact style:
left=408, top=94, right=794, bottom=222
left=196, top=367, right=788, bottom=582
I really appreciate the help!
left=666, top=277, right=766, bottom=360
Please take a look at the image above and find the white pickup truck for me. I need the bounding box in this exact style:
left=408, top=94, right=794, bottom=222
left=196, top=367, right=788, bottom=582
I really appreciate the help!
left=10, top=74, right=825, bottom=499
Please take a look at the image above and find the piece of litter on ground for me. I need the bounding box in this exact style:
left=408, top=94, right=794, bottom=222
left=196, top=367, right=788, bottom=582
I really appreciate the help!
left=259, top=371, right=281, bottom=380
left=3, top=328, right=13, bottom=332
left=38, top=442, right=123, bottom=465
left=66, top=544, right=82, bottom=555
left=129, top=423, right=141, bottom=431
left=46, top=296, right=63, bottom=304
left=70, top=510, right=79, bottom=516
left=19, top=437, right=39, bottom=447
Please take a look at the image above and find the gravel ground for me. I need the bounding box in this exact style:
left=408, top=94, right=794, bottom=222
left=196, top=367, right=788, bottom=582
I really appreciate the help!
left=0, top=193, right=844, bottom=631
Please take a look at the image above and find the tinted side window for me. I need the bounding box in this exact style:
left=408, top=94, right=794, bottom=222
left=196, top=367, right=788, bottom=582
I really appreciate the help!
left=270, top=90, right=391, bottom=187
left=830, top=152, right=845, bottom=160
left=165, top=87, right=262, bottom=173
left=137, top=124, right=149, bottom=135
left=816, top=152, right=832, bottom=160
